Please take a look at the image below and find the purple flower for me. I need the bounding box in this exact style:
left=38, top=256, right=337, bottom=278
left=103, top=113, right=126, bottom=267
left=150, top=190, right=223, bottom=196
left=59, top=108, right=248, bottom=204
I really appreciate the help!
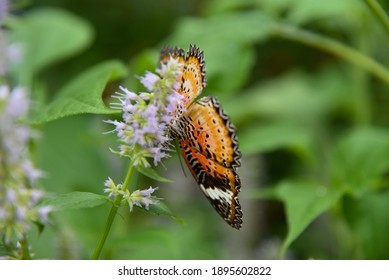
left=105, top=56, right=183, bottom=167
left=5, top=87, right=30, bottom=118
left=0, top=85, right=49, bottom=246
left=128, top=186, right=159, bottom=211
left=0, top=14, right=49, bottom=255
left=0, top=0, right=8, bottom=23
left=141, top=71, right=160, bottom=91
left=22, top=160, right=45, bottom=186
left=37, top=206, right=52, bottom=223
left=103, top=177, right=159, bottom=211
left=0, top=33, right=23, bottom=76
left=104, top=177, right=120, bottom=198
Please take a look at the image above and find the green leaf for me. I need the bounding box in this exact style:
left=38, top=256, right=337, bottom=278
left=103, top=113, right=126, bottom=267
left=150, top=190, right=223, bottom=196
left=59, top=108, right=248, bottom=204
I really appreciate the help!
left=273, top=181, right=344, bottom=257
left=286, top=0, right=365, bottom=26
left=331, top=127, right=389, bottom=196
left=37, top=115, right=118, bottom=194
left=9, top=7, right=93, bottom=82
left=32, top=60, right=127, bottom=124
left=0, top=241, right=9, bottom=258
left=138, top=199, right=184, bottom=224
left=41, top=192, right=110, bottom=211
left=239, top=122, right=313, bottom=160
left=136, top=165, right=174, bottom=183
left=343, top=191, right=389, bottom=259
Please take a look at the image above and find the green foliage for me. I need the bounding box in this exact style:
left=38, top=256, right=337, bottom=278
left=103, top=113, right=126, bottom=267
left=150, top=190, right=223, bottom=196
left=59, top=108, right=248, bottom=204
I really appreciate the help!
left=136, top=164, right=174, bottom=183
left=140, top=200, right=184, bottom=224
left=343, top=191, right=389, bottom=259
left=331, top=127, right=389, bottom=196
left=273, top=181, right=344, bottom=257
left=40, top=191, right=181, bottom=222
left=8, top=8, right=94, bottom=85
left=239, top=121, right=315, bottom=167
left=41, top=192, right=110, bottom=211
left=32, top=61, right=126, bottom=124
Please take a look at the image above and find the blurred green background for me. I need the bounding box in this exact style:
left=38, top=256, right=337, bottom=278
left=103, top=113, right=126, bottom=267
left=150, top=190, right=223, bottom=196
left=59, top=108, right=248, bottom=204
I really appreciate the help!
left=9, top=0, right=389, bottom=259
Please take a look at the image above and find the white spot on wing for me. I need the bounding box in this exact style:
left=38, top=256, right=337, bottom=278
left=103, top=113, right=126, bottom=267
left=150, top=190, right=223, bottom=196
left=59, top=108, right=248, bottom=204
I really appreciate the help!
left=200, top=184, right=233, bottom=202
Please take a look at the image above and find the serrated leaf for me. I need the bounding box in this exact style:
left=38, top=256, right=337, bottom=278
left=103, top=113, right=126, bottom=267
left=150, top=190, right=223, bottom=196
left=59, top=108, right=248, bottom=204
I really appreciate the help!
left=136, top=164, right=174, bottom=183
left=273, top=181, right=344, bottom=257
left=32, top=60, right=126, bottom=124
left=41, top=192, right=111, bottom=211
left=9, top=8, right=93, bottom=82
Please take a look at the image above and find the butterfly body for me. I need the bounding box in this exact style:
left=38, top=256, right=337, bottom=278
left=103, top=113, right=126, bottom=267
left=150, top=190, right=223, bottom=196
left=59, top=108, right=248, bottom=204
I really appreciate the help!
left=161, top=45, right=242, bottom=229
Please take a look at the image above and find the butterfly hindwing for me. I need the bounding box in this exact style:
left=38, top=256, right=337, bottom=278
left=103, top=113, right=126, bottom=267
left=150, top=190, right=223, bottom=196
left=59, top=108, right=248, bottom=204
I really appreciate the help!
left=180, top=96, right=241, bottom=169
left=177, top=96, right=242, bottom=229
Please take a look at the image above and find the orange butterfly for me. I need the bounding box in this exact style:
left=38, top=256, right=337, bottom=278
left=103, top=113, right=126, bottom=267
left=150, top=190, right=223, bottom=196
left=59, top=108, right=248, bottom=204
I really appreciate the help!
left=161, top=45, right=242, bottom=229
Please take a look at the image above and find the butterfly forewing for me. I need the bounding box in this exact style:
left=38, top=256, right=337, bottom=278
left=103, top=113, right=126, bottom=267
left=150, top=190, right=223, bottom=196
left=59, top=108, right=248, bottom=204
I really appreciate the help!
left=180, top=45, right=206, bottom=109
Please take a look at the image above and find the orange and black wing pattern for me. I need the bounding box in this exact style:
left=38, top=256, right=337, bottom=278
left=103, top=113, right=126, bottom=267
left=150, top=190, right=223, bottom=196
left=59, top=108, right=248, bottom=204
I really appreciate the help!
left=161, top=45, right=243, bottom=229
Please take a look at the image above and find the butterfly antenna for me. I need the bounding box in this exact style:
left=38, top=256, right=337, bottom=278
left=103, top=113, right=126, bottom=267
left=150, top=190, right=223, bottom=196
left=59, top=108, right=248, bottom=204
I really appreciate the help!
left=174, top=139, right=187, bottom=177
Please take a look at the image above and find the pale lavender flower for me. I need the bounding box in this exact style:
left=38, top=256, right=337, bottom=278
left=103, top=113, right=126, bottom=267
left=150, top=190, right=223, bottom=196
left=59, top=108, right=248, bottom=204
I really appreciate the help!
left=0, top=9, right=49, bottom=258
left=103, top=177, right=121, bottom=198
left=0, top=42, right=23, bottom=77
left=105, top=57, right=183, bottom=168
left=0, top=33, right=7, bottom=76
left=141, top=71, right=159, bottom=91
left=0, top=0, right=8, bottom=23
left=103, top=177, right=159, bottom=211
left=5, top=86, right=29, bottom=118
left=37, top=206, right=52, bottom=224
left=22, top=160, right=45, bottom=186
left=0, top=0, right=8, bottom=27
left=157, top=57, right=182, bottom=80
left=0, top=85, right=49, bottom=246
left=0, top=86, right=32, bottom=164
left=127, top=186, right=159, bottom=211
left=0, top=33, right=23, bottom=77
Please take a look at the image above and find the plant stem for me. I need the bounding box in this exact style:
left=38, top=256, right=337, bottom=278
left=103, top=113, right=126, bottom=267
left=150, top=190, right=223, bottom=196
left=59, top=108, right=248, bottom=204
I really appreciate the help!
left=19, top=235, right=31, bottom=260
left=271, top=24, right=389, bottom=85
left=364, top=0, right=389, bottom=35
left=91, top=163, right=135, bottom=260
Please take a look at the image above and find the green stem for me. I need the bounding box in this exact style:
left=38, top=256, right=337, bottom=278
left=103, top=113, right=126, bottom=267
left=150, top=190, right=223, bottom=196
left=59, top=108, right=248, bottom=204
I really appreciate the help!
left=271, top=24, right=389, bottom=85
left=91, top=163, right=135, bottom=260
left=364, top=0, right=389, bottom=35
left=19, top=235, right=31, bottom=260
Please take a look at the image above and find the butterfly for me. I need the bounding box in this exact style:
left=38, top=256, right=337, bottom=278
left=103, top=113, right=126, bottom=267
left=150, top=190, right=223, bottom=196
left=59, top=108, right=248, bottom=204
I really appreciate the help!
left=160, top=45, right=243, bottom=229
